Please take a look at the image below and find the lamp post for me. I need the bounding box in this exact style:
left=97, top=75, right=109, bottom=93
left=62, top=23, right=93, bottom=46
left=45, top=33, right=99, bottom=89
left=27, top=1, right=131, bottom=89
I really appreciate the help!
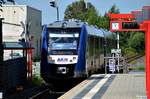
left=50, top=0, right=59, bottom=21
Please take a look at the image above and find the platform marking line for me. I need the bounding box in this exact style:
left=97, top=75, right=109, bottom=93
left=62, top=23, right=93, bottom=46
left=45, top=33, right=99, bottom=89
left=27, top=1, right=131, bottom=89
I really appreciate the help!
left=82, top=74, right=111, bottom=99
left=73, top=75, right=105, bottom=99
left=58, top=79, right=95, bottom=99
left=58, top=75, right=105, bottom=99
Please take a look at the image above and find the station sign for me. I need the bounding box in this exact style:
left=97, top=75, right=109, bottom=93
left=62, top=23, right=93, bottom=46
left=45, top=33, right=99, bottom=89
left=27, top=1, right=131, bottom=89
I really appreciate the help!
left=112, top=22, right=119, bottom=30
left=110, top=21, right=140, bottom=32
left=111, top=49, right=121, bottom=54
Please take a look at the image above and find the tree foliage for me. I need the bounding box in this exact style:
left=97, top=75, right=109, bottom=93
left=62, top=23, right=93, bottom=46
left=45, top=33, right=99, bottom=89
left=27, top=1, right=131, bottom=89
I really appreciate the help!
left=108, top=4, right=120, bottom=14
left=64, top=0, right=98, bottom=23
left=128, top=32, right=145, bottom=53
left=99, top=4, right=120, bottom=29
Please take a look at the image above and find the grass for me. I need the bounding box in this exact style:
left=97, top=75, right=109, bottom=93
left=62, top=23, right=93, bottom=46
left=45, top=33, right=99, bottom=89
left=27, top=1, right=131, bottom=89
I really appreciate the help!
left=129, top=65, right=145, bottom=71
left=32, top=75, right=44, bottom=86
left=129, top=60, right=137, bottom=64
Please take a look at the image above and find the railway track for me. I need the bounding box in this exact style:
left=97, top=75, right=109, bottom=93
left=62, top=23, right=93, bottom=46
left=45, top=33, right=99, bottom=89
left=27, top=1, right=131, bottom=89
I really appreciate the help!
left=6, top=84, right=66, bottom=99
left=30, top=90, right=65, bottom=99
left=29, top=88, right=49, bottom=99
left=6, top=84, right=50, bottom=99
left=126, top=54, right=144, bottom=63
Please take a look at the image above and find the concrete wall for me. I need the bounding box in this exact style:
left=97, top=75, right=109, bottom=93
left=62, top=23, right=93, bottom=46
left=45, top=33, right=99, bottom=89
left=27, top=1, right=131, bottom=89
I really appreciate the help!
left=2, top=5, right=26, bottom=41
left=2, top=5, right=42, bottom=59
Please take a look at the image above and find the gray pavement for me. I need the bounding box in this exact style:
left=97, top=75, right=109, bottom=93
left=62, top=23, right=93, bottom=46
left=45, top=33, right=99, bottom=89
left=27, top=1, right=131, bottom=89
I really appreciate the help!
left=102, top=74, right=146, bottom=99
left=59, top=74, right=146, bottom=99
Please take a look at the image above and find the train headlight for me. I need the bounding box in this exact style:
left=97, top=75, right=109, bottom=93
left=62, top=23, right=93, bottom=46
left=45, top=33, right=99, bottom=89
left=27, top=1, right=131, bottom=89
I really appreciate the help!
left=48, top=56, right=55, bottom=63
left=48, top=56, right=52, bottom=60
left=57, top=67, right=66, bottom=74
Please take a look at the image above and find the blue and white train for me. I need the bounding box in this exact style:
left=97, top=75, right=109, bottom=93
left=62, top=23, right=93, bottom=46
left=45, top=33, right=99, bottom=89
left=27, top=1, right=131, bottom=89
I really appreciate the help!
left=40, top=21, right=116, bottom=84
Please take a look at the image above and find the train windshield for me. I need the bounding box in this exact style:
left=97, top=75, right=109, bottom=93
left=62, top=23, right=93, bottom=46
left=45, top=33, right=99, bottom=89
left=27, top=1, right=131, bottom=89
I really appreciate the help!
left=48, top=29, right=80, bottom=55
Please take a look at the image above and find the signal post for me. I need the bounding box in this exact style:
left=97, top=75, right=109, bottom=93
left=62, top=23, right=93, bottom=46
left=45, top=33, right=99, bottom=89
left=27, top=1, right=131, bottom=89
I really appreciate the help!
left=109, top=13, right=150, bottom=99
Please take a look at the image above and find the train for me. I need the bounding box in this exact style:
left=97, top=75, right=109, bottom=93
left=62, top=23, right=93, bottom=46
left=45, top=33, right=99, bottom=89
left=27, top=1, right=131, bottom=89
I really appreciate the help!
left=40, top=20, right=116, bottom=85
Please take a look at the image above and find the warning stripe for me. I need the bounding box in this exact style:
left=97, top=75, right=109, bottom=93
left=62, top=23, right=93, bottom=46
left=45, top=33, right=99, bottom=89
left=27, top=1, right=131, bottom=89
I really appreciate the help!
left=58, top=75, right=101, bottom=99
left=73, top=75, right=105, bottom=99
left=82, top=74, right=111, bottom=99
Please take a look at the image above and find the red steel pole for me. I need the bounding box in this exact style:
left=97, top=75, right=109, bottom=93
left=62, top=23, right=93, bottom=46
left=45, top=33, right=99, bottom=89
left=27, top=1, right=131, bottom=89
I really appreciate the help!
left=145, top=21, right=150, bottom=99
left=27, top=48, right=32, bottom=80
left=29, top=48, right=32, bottom=80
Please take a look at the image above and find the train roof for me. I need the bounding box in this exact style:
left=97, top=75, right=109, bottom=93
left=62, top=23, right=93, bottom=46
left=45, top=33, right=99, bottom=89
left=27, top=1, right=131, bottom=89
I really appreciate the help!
left=47, top=20, right=115, bottom=38
left=48, top=21, right=82, bottom=28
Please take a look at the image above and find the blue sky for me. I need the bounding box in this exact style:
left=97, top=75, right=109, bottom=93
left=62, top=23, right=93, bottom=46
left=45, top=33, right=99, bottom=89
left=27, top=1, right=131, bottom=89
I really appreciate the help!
left=15, top=0, right=150, bottom=25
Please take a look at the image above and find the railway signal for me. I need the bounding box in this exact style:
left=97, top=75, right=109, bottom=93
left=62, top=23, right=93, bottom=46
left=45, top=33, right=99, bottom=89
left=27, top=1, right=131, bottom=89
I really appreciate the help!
left=49, top=0, right=59, bottom=21
left=50, top=1, right=56, bottom=7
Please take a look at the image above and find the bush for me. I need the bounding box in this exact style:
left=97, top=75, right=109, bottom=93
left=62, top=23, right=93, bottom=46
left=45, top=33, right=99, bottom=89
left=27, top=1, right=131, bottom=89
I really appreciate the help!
left=129, top=66, right=145, bottom=71
left=123, top=47, right=137, bottom=56
left=32, top=56, right=41, bottom=62
left=128, top=32, right=145, bottom=54
left=32, top=75, right=44, bottom=85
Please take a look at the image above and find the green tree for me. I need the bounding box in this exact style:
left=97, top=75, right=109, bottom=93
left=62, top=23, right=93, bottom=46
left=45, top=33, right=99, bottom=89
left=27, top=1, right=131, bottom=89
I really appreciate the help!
left=97, top=4, right=120, bottom=30
left=64, top=0, right=99, bottom=25
left=86, top=6, right=99, bottom=26
left=128, top=32, right=145, bottom=54
left=108, top=4, right=120, bottom=14
left=64, top=0, right=87, bottom=21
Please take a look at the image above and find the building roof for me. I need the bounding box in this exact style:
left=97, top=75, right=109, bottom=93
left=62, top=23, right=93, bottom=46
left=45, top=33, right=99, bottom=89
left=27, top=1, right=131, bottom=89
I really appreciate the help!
left=2, top=5, right=41, bottom=12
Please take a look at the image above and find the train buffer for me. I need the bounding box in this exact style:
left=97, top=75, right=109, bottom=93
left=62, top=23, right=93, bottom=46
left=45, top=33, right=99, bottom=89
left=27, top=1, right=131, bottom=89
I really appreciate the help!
left=58, top=74, right=146, bottom=99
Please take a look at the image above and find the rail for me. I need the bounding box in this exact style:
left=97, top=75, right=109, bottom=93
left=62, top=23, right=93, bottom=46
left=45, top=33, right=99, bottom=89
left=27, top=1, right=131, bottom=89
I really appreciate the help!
left=6, top=84, right=49, bottom=99
left=125, top=54, right=144, bottom=63
left=29, top=88, right=49, bottom=99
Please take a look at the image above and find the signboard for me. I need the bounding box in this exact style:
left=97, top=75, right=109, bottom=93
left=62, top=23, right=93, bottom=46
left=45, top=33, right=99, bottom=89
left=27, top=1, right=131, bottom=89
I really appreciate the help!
left=109, top=59, right=116, bottom=73
left=111, top=49, right=121, bottom=54
left=112, top=22, right=119, bottom=30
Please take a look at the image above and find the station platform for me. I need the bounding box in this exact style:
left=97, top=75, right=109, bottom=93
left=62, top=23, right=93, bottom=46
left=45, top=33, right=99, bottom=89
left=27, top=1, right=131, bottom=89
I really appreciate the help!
left=58, top=74, right=146, bottom=99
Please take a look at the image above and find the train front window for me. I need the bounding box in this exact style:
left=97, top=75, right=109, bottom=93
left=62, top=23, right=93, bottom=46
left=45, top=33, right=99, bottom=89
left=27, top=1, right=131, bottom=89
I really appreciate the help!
left=48, top=29, right=80, bottom=55
left=49, top=50, right=77, bottom=55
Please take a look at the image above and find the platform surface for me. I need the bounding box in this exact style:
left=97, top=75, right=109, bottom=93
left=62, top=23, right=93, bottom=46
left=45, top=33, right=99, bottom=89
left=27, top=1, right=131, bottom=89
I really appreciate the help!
left=58, top=74, right=146, bottom=99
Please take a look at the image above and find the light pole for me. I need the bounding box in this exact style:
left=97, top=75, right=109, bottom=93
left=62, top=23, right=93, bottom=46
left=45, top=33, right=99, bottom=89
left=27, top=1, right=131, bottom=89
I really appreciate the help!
left=102, top=29, right=107, bottom=74
left=50, top=0, right=59, bottom=21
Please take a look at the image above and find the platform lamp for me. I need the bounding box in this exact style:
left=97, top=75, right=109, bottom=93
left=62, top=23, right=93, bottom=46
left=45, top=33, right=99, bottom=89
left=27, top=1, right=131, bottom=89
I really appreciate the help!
left=50, top=0, right=59, bottom=21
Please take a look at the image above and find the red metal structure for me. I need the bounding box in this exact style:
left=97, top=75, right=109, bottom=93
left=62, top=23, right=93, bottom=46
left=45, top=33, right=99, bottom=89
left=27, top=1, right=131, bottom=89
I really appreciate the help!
left=27, top=48, right=33, bottom=80
left=109, top=13, right=150, bottom=99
